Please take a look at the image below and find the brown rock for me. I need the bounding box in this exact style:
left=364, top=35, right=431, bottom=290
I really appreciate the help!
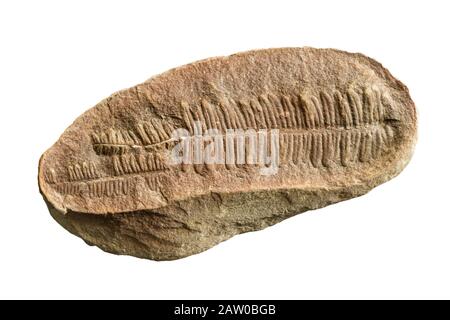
left=38, top=47, right=417, bottom=260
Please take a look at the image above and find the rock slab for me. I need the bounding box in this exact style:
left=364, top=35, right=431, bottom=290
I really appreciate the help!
left=39, top=48, right=417, bottom=260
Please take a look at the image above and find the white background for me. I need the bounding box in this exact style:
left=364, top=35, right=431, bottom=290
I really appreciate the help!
left=0, top=0, right=448, bottom=299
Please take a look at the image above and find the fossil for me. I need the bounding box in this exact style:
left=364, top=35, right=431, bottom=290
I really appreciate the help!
left=38, top=47, right=417, bottom=261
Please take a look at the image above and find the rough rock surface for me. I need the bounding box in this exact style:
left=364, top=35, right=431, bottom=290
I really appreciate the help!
left=39, top=47, right=417, bottom=260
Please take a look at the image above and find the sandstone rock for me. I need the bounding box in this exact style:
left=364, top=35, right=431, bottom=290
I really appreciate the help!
left=38, top=47, right=417, bottom=260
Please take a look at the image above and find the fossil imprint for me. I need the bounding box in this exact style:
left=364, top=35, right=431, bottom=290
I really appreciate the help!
left=39, top=48, right=416, bottom=260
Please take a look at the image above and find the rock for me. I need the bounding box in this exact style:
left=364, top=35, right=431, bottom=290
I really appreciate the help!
left=38, top=47, right=417, bottom=260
